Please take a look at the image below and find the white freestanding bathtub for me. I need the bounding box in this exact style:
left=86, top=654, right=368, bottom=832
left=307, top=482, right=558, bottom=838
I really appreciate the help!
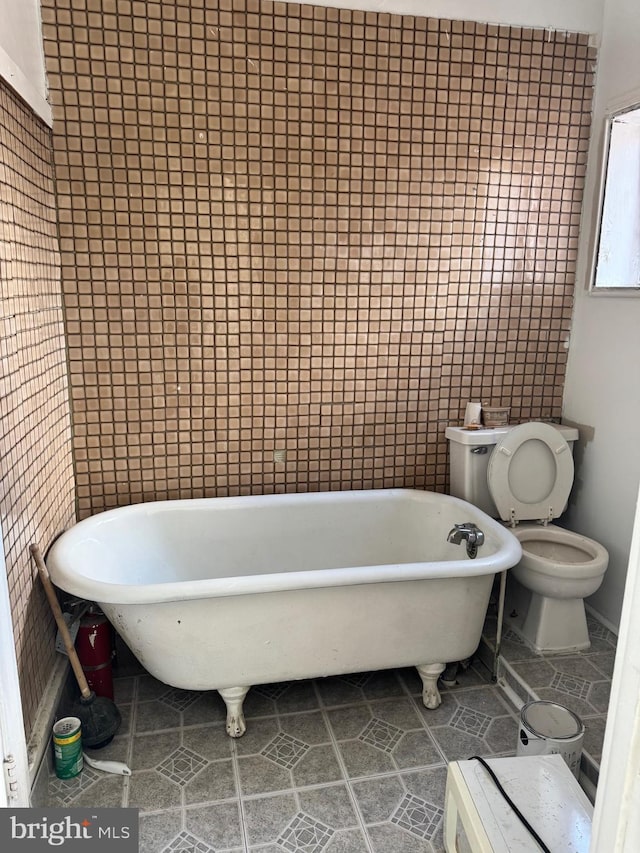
left=47, top=489, right=521, bottom=737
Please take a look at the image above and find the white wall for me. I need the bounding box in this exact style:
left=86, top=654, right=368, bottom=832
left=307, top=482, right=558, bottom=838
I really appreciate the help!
left=283, top=0, right=603, bottom=33
left=563, top=0, right=640, bottom=629
left=0, top=0, right=604, bottom=132
left=0, top=0, right=50, bottom=124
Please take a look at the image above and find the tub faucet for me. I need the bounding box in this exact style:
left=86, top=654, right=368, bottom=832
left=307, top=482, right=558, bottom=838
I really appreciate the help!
left=447, top=522, right=485, bottom=559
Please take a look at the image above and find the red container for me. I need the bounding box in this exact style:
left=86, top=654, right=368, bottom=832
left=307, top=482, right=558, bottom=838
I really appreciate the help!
left=75, top=609, right=114, bottom=700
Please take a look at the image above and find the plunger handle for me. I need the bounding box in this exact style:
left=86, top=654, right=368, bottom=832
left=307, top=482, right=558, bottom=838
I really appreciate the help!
left=30, top=544, right=92, bottom=700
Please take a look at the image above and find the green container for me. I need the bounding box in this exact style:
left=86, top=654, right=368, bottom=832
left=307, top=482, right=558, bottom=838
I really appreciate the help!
left=53, top=716, right=83, bottom=779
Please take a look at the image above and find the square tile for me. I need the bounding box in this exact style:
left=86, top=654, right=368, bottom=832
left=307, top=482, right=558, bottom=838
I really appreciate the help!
left=277, top=812, right=335, bottom=852
left=391, top=792, right=444, bottom=841
left=183, top=760, right=236, bottom=805
left=185, top=801, right=244, bottom=850
left=237, top=754, right=292, bottom=796
left=157, top=747, right=208, bottom=785
left=261, top=732, right=310, bottom=769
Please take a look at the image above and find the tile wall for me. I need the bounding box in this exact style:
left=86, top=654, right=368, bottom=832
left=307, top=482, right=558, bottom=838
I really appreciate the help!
left=40, top=0, right=595, bottom=517
left=0, top=79, right=76, bottom=736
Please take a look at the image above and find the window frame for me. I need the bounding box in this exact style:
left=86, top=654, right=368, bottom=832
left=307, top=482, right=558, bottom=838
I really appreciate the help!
left=590, top=100, right=640, bottom=295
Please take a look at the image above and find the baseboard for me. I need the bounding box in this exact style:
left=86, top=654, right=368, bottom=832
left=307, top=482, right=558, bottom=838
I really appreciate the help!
left=585, top=602, right=619, bottom=637
left=26, top=655, right=70, bottom=787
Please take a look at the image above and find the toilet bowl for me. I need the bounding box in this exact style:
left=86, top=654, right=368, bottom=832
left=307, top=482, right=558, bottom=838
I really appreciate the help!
left=446, top=421, right=609, bottom=653
left=507, top=523, right=608, bottom=652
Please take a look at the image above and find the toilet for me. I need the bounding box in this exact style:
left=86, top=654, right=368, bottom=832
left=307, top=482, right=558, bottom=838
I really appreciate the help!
left=446, top=421, right=609, bottom=652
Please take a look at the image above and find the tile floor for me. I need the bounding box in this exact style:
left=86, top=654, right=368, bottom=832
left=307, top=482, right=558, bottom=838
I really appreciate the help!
left=482, top=611, right=617, bottom=768
left=45, top=663, right=518, bottom=853
left=43, top=612, right=616, bottom=853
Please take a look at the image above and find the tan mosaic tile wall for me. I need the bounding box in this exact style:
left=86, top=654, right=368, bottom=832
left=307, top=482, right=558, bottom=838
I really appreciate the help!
left=41, top=0, right=595, bottom=517
left=0, top=79, right=76, bottom=736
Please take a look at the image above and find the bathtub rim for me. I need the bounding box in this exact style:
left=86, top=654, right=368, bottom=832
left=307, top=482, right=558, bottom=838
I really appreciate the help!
left=46, top=488, right=522, bottom=605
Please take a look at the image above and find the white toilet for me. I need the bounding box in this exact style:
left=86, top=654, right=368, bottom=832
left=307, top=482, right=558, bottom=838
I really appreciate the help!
left=446, top=421, right=609, bottom=652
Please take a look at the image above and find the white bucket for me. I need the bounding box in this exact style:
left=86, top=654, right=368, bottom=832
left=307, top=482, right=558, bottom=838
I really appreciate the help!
left=516, top=700, right=584, bottom=779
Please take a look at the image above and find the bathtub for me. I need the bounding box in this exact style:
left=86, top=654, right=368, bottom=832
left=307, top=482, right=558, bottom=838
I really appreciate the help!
left=47, top=488, right=521, bottom=737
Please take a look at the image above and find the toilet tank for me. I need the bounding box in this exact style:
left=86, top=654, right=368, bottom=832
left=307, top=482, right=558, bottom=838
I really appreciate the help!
left=445, top=423, right=579, bottom=518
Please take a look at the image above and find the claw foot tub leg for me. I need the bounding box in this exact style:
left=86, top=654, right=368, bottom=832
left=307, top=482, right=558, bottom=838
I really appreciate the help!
left=218, top=686, right=250, bottom=737
left=416, top=663, right=446, bottom=709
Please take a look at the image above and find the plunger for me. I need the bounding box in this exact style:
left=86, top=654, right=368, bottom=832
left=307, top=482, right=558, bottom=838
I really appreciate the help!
left=30, top=544, right=121, bottom=748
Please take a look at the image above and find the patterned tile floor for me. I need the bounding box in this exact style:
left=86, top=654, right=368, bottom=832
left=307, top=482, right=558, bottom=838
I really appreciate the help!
left=44, top=663, right=518, bottom=853
left=482, top=611, right=617, bottom=768
left=43, top=612, right=615, bottom=852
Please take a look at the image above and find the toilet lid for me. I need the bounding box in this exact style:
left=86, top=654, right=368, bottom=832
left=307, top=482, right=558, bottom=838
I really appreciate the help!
left=487, top=422, right=574, bottom=524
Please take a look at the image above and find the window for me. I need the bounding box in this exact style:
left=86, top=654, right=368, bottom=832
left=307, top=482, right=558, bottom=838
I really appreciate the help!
left=592, top=103, right=640, bottom=290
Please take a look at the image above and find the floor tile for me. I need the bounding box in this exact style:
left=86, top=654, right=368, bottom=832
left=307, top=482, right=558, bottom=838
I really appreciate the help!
left=137, top=674, right=173, bottom=702
left=326, top=705, right=375, bottom=741
left=549, top=655, right=606, bottom=682
left=291, top=744, right=344, bottom=787
left=351, top=775, right=405, bottom=824
left=183, top=760, right=236, bottom=805
left=535, top=687, right=599, bottom=718
left=276, top=810, right=336, bottom=851
left=356, top=775, right=447, bottom=853
left=280, top=710, right=333, bottom=744
left=161, top=830, right=215, bottom=852
left=511, top=658, right=557, bottom=687
left=181, top=693, right=227, bottom=727
left=585, top=650, right=616, bottom=678
left=324, top=828, right=371, bottom=852
left=44, top=608, right=614, bottom=850
left=297, top=783, right=359, bottom=829
left=391, top=792, right=444, bottom=842
left=113, top=676, right=136, bottom=704
left=128, top=770, right=182, bottom=813
left=117, top=704, right=132, bottom=737
left=246, top=786, right=363, bottom=850
left=368, top=698, right=426, bottom=730
left=587, top=680, right=611, bottom=714
left=85, top=734, right=130, bottom=765
left=234, top=717, right=281, bottom=756
left=317, top=676, right=370, bottom=708
left=484, top=716, right=519, bottom=753
left=241, top=688, right=279, bottom=719
left=237, top=754, right=292, bottom=796
left=366, top=822, right=433, bottom=852
left=428, top=725, right=487, bottom=763
left=185, top=801, right=244, bottom=850
left=242, top=792, right=298, bottom=846
left=247, top=679, right=321, bottom=717
left=337, top=739, right=397, bottom=778
left=582, top=715, right=608, bottom=762
left=131, top=731, right=184, bottom=771
left=47, top=767, right=102, bottom=806
left=359, top=670, right=406, bottom=700
left=65, top=776, right=125, bottom=808
left=392, top=731, right=444, bottom=770
left=135, top=700, right=182, bottom=733
left=273, top=679, right=320, bottom=714
left=411, top=692, right=459, bottom=728
left=182, top=723, right=233, bottom=761
left=400, top=766, right=449, bottom=806
left=139, top=809, right=183, bottom=853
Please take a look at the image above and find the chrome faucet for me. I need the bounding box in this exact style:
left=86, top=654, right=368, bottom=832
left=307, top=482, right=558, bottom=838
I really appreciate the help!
left=447, top=522, right=485, bottom=559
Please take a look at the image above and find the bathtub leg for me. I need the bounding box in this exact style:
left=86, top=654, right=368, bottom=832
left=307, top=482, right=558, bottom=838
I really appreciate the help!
left=416, top=663, right=446, bottom=710
left=218, top=686, right=250, bottom=738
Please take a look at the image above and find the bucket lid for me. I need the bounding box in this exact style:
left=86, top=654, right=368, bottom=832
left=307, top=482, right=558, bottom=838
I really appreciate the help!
left=53, top=716, right=81, bottom=736
left=521, top=701, right=584, bottom=739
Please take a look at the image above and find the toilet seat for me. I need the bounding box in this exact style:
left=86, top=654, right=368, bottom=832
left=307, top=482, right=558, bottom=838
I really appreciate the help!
left=487, top=422, right=574, bottom=525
